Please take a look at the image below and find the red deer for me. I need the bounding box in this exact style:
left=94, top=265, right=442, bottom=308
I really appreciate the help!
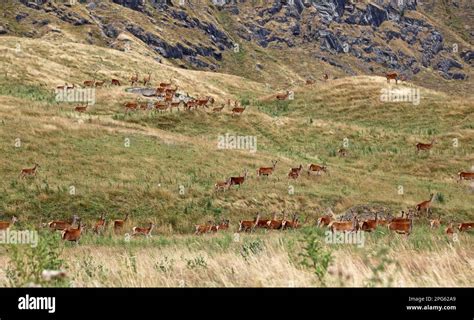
left=124, top=101, right=138, bottom=112
left=323, top=73, right=329, bottom=81
left=19, top=163, right=40, bottom=179
left=83, top=80, right=95, bottom=87
left=329, top=215, right=359, bottom=233
left=130, top=73, right=139, bottom=86
left=255, top=214, right=273, bottom=229
left=388, top=212, right=413, bottom=235
left=306, top=79, right=315, bottom=85
left=61, top=219, right=83, bottom=243
left=267, top=212, right=287, bottom=230
left=360, top=213, right=378, bottom=232
left=212, top=104, right=225, bottom=113
left=92, top=213, right=106, bottom=234
left=47, top=215, right=79, bottom=232
left=159, top=79, right=172, bottom=88
left=288, top=165, right=303, bottom=179
left=317, top=214, right=334, bottom=228
left=217, top=219, right=230, bottom=231
left=113, top=213, right=129, bottom=234
left=143, top=72, right=151, bottom=86
left=154, top=102, right=169, bottom=113
left=276, top=91, right=289, bottom=100
left=74, top=104, right=88, bottom=113
left=386, top=72, right=398, bottom=84
left=429, top=214, right=441, bottom=229
left=195, top=220, right=213, bottom=235
left=214, top=178, right=231, bottom=192
left=196, top=96, right=214, bottom=108
left=415, top=193, right=435, bottom=216
left=238, top=214, right=260, bottom=232
left=95, top=81, right=105, bottom=88
left=283, top=213, right=300, bottom=230
left=111, top=79, right=121, bottom=86
left=338, top=148, right=348, bottom=157
left=132, top=222, right=155, bottom=237
left=458, top=171, right=474, bottom=182
left=0, top=216, right=18, bottom=231
left=307, top=164, right=328, bottom=176
left=445, top=222, right=455, bottom=235
left=231, top=105, right=246, bottom=116
left=458, top=222, right=474, bottom=232
left=416, top=139, right=435, bottom=153
left=257, top=160, right=278, bottom=177
left=169, top=101, right=181, bottom=112
left=229, top=169, right=249, bottom=188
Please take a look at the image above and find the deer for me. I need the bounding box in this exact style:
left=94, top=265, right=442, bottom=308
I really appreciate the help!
left=61, top=219, right=83, bottom=243
left=255, top=214, right=273, bottom=229
left=229, top=169, right=249, bottom=188
left=95, top=80, right=105, bottom=88
left=360, top=212, right=378, bottom=232
left=231, top=105, right=246, bottom=116
left=458, top=222, right=474, bottom=232
left=124, top=101, right=138, bottom=112
left=257, top=160, right=278, bottom=177
left=458, top=171, right=474, bottom=182
left=276, top=91, right=289, bottom=100
left=307, top=164, right=328, bottom=176
left=416, top=139, right=435, bottom=153
left=386, top=72, right=398, bottom=84
left=288, top=165, right=303, bottom=179
left=238, top=214, right=260, bottom=232
left=212, top=104, right=225, bottom=113
left=132, top=222, right=155, bottom=237
left=445, top=222, right=455, bottom=235
left=130, top=73, right=139, bottom=86
left=92, top=213, right=106, bottom=234
left=317, top=214, right=334, bottom=228
left=329, top=215, right=359, bottom=233
left=111, top=78, right=121, bottom=86
left=19, top=163, right=40, bottom=179
left=169, top=101, right=182, bottom=112
left=217, top=219, right=230, bottom=231
left=283, top=213, right=300, bottom=229
left=48, top=215, right=79, bottom=232
left=0, top=216, right=18, bottom=231
left=429, top=213, right=441, bottom=229
left=323, top=73, right=329, bottom=81
left=415, top=193, right=435, bottom=216
left=388, top=212, right=413, bottom=235
left=159, top=78, right=172, bottom=88
left=74, top=104, right=88, bottom=113
left=306, top=79, right=315, bottom=85
left=83, top=80, right=95, bottom=87
left=267, top=212, right=287, bottom=230
left=113, top=213, right=129, bottom=234
left=214, top=178, right=231, bottom=192
left=154, top=102, right=169, bottom=113
left=338, top=148, right=348, bottom=157
left=143, top=72, right=151, bottom=86
left=195, top=220, right=213, bottom=235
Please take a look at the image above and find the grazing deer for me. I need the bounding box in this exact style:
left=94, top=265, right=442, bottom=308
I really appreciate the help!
left=113, top=213, right=129, bottom=234
left=429, top=214, right=441, bottom=229
left=276, top=91, right=289, bottom=100
left=238, top=214, right=260, bottom=232
left=95, top=80, right=105, bottom=88
left=61, top=219, right=83, bottom=243
left=19, top=163, right=40, bottom=179
left=307, top=164, right=328, bottom=176
left=257, top=160, right=278, bottom=177
left=0, top=216, right=18, bottom=231
left=83, top=80, right=95, bottom=87
left=338, top=148, right=348, bottom=157
left=74, top=104, right=88, bottom=113
left=214, top=178, right=231, bottom=192
left=416, top=139, right=435, bottom=153
left=329, top=215, right=359, bottom=233
left=111, top=78, right=121, bottom=86
left=47, top=215, right=79, bottom=232
left=212, top=104, right=225, bottom=113
left=458, top=222, right=474, bottom=232
left=132, top=222, right=155, bottom=237
left=458, top=171, right=474, bottom=182
left=229, top=169, right=249, bottom=188
left=130, top=73, right=139, bottom=86
left=195, top=220, right=213, bottom=235
left=388, top=212, right=413, bottom=235
left=143, top=72, right=151, bottom=86
left=231, top=105, right=246, bottom=116
left=415, top=193, right=435, bottom=216
left=288, top=165, right=303, bottom=179
left=386, top=72, right=398, bottom=84
left=92, top=213, right=106, bottom=234
left=124, top=101, right=138, bottom=112
left=360, top=212, right=378, bottom=232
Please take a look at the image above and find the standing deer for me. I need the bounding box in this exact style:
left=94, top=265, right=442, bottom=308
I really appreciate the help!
left=267, top=212, right=287, bottom=230
left=229, top=169, right=249, bottom=188
left=388, top=212, right=413, bottom=235
left=231, top=105, right=246, bottom=116
left=143, top=72, right=151, bottom=86
left=48, top=215, right=79, bottom=232
left=416, top=139, right=435, bottom=153
left=276, top=91, right=289, bottom=100
left=415, top=193, right=435, bottom=216
left=61, top=219, right=83, bottom=243
left=19, top=164, right=40, bottom=179
left=238, top=214, right=260, bottom=232
left=458, top=171, right=474, bottom=182
left=288, top=165, right=303, bottom=179
left=130, top=73, right=139, bottom=86
left=214, top=178, right=231, bottom=192
left=360, top=212, right=378, bottom=232
left=0, top=216, right=18, bottom=231
left=92, top=213, right=106, bottom=234
left=458, top=222, right=474, bottom=232
left=329, top=215, right=359, bottom=233
left=283, top=213, right=300, bottom=229
left=111, top=79, right=121, bottom=86
left=132, top=222, right=155, bottom=237
left=386, top=72, right=398, bottom=84
left=445, top=221, right=455, bottom=235
left=257, top=160, right=278, bottom=177
left=307, top=164, right=328, bottom=176
left=195, top=220, right=213, bottom=235
left=429, top=213, right=441, bottom=229
left=212, top=104, right=225, bottom=113
left=113, top=213, right=129, bottom=234
left=74, top=104, right=88, bottom=113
